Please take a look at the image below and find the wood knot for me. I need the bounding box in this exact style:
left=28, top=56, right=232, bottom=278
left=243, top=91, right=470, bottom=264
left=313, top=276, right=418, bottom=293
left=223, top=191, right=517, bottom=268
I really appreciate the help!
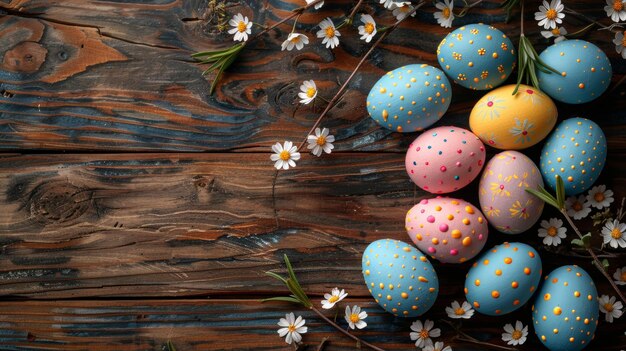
left=1, top=42, right=47, bottom=74
left=28, top=181, right=93, bottom=224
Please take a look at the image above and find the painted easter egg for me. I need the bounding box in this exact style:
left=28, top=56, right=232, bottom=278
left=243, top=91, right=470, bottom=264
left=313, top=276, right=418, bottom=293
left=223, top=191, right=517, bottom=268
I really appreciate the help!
left=537, top=39, right=612, bottom=104
left=366, top=64, right=452, bottom=133
left=540, top=118, right=607, bottom=196
left=405, top=126, right=486, bottom=194
left=479, top=151, right=545, bottom=234
left=405, top=197, right=488, bottom=263
left=464, top=242, right=542, bottom=316
left=436, top=23, right=516, bottom=90
left=532, top=265, right=599, bottom=351
left=362, top=239, right=439, bottom=317
left=469, top=84, right=558, bottom=149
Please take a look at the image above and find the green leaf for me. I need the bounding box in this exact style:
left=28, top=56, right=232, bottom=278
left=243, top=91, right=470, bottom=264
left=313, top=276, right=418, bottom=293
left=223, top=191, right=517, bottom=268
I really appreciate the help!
left=261, top=296, right=303, bottom=304
left=265, top=271, right=288, bottom=284
left=555, top=175, right=565, bottom=210
left=526, top=187, right=560, bottom=209
left=581, top=233, right=592, bottom=248
left=571, top=238, right=584, bottom=248
left=167, top=340, right=177, bottom=351
left=283, top=255, right=312, bottom=308
left=602, top=258, right=610, bottom=269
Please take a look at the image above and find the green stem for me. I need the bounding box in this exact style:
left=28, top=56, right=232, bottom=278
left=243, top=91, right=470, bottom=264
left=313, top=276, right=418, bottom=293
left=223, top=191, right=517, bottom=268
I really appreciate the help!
left=310, top=306, right=386, bottom=351
left=560, top=209, right=626, bottom=305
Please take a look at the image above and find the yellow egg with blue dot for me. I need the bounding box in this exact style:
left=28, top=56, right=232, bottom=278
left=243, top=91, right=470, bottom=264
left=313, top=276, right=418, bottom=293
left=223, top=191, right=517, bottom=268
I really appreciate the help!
left=540, top=118, right=607, bottom=196
left=366, top=64, right=451, bottom=133
left=532, top=265, right=599, bottom=351
left=437, top=23, right=516, bottom=90
left=362, top=239, right=439, bottom=317
left=537, top=40, right=612, bottom=104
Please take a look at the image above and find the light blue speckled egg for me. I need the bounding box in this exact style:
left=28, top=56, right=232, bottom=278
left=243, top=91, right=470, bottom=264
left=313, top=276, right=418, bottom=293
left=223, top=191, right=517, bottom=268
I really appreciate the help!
left=362, top=239, right=439, bottom=317
left=532, top=265, right=599, bottom=351
left=537, top=40, right=612, bottom=104
left=366, top=64, right=451, bottom=133
left=437, top=23, right=516, bottom=90
left=540, top=118, right=607, bottom=196
left=464, top=242, right=542, bottom=316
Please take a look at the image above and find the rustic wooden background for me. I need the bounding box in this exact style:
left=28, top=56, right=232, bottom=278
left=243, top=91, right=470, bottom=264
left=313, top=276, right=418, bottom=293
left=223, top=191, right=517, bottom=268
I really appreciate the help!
left=0, top=0, right=625, bottom=350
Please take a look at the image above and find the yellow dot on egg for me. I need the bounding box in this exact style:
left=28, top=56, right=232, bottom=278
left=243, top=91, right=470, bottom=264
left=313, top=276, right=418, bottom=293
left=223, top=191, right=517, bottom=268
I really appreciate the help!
left=468, top=62, right=474, bottom=67
left=379, top=283, right=385, bottom=289
left=379, top=87, right=386, bottom=93
left=474, top=279, right=481, bottom=286
left=401, top=292, right=409, bottom=299
left=387, top=295, right=393, bottom=300
left=491, top=290, right=500, bottom=298
left=451, top=229, right=462, bottom=239
left=462, top=237, right=472, bottom=247
left=554, top=307, right=562, bottom=315
left=504, top=257, right=513, bottom=264
left=574, top=291, right=580, bottom=297
left=388, top=284, right=394, bottom=290
left=541, top=335, right=547, bottom=341
left=570, top=337, right=575, bottom=343
left=432, top=238, right=439, bottom=245
left=495, top=269, right=502, bottom=276
left=544, top=293, right=551, bottom=300
left=553, top=329, right=559, bottom=334
left=465, top=206, right=474, bottom=214
left=492, top=52, right=499, bottom=58
left=512, top=281, right=519, bottom=289
left=365, top=270, right=370, bottom=275
left=462, top=218, right=470, bottom=225
left=561, top=71, right=567, bottom=77
left=418, top=276, right=429, bottom=283
left=579, top=83, right=585, bottom=89
left=587, top=295, right=593, bottom=300
left=568, top=176, right=574, bottom=182
left=584, top=318, right=590, bottom=324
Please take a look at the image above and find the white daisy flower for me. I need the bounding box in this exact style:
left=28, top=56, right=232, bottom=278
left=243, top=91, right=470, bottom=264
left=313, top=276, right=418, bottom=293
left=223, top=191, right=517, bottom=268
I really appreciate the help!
left=316, top=18, right=340, bottom=49
left=409, top=319, right=440, bottom=348
left=307, top=127, right=335, bottom=157
left=298, top=80, right=318, bottom=105
left=379, top=0, right=398, bottom=9
left=423, top=341, right=452, bottom=351
left=277, top=312, right=307, bottom=344
left=614, top=31, right=626, bottom=59
left=535, top=0, right=565, bottom=29
left=321, top=287, right=347, bottom=309
left=306, top=0, right=324, bottom=10
left=613, top=266, right=626, bottom=286
left=540, top=27, right=567, bottom=43
left=538, top=218, right=567, bottom=246
left=605, top=0, right=626, bottom=22
left=391, top=2, right=416, bottom=20
left=445, top=300, right=474, bottom=319
left=565, top=195, right=592, bottom=220
left=358, top=14, right=377, bottom=43
left=586, top=185, right=615, bottom=209
left=344, top=305, right=368, bottom=329
left=599, top=295, right=624, bottom=323
left=501, top=321, right=528, bottom=346
left=434, top=0, right=455, bottom=28
left=601, top=219, right=626, bottom=249
left=281, top=33, right=309, bottom=51
left=270, top=141, right=301, bottom=170
left=227, top=13, right=252, bottom=42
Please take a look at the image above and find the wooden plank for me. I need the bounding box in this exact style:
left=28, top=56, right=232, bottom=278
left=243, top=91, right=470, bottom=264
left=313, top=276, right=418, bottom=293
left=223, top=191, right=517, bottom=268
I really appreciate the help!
left=0, top=298, right=624, bottom=350
left=0, top=0, right=624, bottom=152
left=1, top=152, right=624, bottom=298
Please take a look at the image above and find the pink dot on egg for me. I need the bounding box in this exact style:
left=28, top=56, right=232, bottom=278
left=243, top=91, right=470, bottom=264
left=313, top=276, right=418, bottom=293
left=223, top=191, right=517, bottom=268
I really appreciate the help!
left=526, top=89, right=534, bottom=94
left=439, top=224, right=449, bottom=232
left=420, top=209, right=425, bottom=213
left=450, top=249, right=459, bottom=256
left=425, top=162, right=429, bottom=165
left=416, top=147, right=421, bottom=151
left=487, top=101, right=494, bottom=107
left=411, top=170, right=414, bottom=174
left=470, top=152, right=475, bottom=156
left=428, top=247, right=436, bottom=254
left=420, top=199, right=428, bottom=204
left=457, top=149, right=462, bottom=154
left=427, top=215, right=436, bottom=223
left=456, top=162, right=462, bottom=167
left=478, top=234, right=484, bottom=240
left=440, top=166, right=447, bottom=172
left=478, top=160, right=483, bottom=166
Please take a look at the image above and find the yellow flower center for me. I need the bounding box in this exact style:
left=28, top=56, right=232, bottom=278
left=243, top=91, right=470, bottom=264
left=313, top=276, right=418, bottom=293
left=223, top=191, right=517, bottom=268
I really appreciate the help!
left=511, top=330, right=523, bottom=340
left=614, top=0, right=624, bottom=11
left=551, top=28, right=561, bottom=35
left=327, top=295, right=339, bottom=303
left=279, top=150, right=291, bottom=161
left=621, top=271, right=626, bottom=282
left=622, top=32, right=626, bottom=47
left=419, top=330, right=430, bottom=339
left=546, top=8, right=557, bottom=20
left=547, top=227, right=558, bottom=237
left=455, top=307, right=466, bottom=315
left=237, top=21, right=247, bottom=33
left=442, top=7, right=451, bottom=18
left=572, top=202, right=583, bottom=211
left=325, top=26, right=335, bottom=38
left=306, top=87, right=316, bottom=98
left=350, top=313, right=360, bottom=323
left=594, top=192, right=605, bottom=202
left=364, top=22, right=375, bottom=34
left=316, top=135, right=327, bottom=146
left=604, top=303, right=614, bottom=312
left=288, top=324, right=296, bottom=332
left=291, top=36, right=301, bottom=43
left=611, top=228, right=622, bottom=239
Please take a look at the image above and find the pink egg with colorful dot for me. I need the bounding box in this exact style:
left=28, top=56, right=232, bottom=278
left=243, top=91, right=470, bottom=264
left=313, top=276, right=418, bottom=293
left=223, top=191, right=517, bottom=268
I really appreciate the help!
left=405, top=126, right=486, bottom=194
left=405, top=197, right=489, bottom=264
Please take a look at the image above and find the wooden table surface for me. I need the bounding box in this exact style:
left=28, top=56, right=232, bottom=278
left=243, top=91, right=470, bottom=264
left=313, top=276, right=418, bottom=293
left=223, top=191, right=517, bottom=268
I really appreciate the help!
left=1, top=0, right=625, bottom=350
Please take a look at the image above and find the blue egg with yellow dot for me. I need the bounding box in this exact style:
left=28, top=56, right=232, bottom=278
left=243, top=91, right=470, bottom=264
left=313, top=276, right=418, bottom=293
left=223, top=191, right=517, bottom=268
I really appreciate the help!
left=540, top=118, right=607, bottom=196
left=366, top=64, right=451, bottom=133
left=537, top=40, right=612, bottom=104
left=532, top=265, right=599, bottom=351
left=464, top=242, right=542, bottom=316
left=362, top=239, right=439, bottom=317
left=437, top=23, right=516, bottom=90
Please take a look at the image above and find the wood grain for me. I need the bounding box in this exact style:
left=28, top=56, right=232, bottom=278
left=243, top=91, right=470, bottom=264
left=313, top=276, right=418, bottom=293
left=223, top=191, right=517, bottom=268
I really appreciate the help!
left=1, top=152, right=624, bottom=299
left=0, top=299, right=624, bottom=351
left=0, top=0, right=624, bottom=152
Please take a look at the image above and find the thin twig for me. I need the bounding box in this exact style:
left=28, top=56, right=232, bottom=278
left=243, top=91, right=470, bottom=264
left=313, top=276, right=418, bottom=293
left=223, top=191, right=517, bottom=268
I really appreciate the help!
left=440, top=320, right=518, bottom=351
left=296, top=1, right=425, bottom=151
left=316, top=337, right=329, bottom=351
left=310, top=306, right=386, bottom=351
left=563, top=7, right=616, bottom=31
left=248, top=0, right=324, bottom=42
left=347, top=0, right=365, bottom=25
left=272, top=169, right=280, bottom=229
left=560, top=209, right=626, bottom=305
